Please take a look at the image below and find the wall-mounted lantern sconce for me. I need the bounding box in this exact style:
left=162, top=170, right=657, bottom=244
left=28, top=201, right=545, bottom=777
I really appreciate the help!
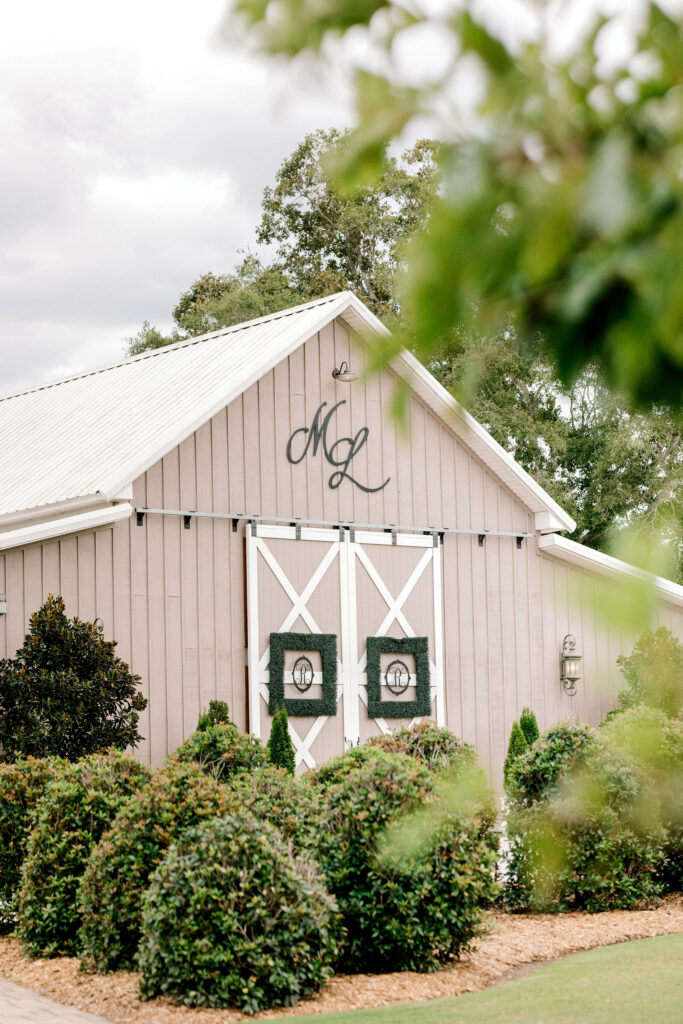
left=0, top=594, right=6, bottom=615
left=332, top=361, right=359, bottom=383
left=560, top=634, right=582, bottom=695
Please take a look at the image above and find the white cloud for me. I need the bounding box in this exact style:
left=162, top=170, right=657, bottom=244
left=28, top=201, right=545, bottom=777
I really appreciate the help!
left=0, top=0, right=352, bottom=391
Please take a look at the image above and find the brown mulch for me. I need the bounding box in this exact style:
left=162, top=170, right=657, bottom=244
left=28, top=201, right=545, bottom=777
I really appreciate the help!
left=1, top=895, right=682, bottom=1023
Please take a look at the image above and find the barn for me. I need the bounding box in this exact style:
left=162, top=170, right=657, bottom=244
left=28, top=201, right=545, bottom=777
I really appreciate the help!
left=1, top=291, right=681, bottom=780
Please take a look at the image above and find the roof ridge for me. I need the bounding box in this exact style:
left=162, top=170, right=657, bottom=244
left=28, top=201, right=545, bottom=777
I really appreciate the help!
left=0, top=291, right=351, bottom=404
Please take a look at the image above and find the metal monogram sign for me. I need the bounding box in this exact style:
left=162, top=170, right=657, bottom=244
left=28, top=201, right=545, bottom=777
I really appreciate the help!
left=286, top=400, right=390, bottom=493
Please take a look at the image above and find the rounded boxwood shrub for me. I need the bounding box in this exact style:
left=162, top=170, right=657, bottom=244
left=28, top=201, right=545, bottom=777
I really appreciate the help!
left=17, top=750, right=150, bottom=956
left=79, top=759, right=235, bottom=972
left=138, top=813, right=341, bottom=1013
left=367, top=721, right=477, bottom=774
left=173, top=721, right=266, bottom=781
left=310, top=744, right=380, bottom=788
left=506, top=722, right=598, bottom=806
left=0, top=756, right=66, bottom=928
left=317, top=750, right=498, bottom=973
left=222, top=765, right=323, bottom=854
left=505, top=722, right=669, bottom=912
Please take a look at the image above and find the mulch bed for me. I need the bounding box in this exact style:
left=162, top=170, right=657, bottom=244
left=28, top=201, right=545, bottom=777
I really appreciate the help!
left=1, top=894, right=682, bottom=1023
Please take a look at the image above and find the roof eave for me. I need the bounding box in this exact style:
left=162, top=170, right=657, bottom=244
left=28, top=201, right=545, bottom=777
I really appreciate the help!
left=539, top=533, right=683, bottom=609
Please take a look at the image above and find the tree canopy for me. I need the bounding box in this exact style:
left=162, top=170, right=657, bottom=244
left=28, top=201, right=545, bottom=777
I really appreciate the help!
left=231, top=0, right=683, bottom=411
left=256, top=129, right=438, bottom=319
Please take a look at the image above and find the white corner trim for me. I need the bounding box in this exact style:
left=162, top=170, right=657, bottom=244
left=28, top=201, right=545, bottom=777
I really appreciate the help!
left=538, top=533, right=683, bottom=609
left=0, top=503, right=133, bottom=552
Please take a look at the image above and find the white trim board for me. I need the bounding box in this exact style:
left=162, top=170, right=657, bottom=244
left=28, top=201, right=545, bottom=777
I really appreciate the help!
left=538, top=533, right=683, bottom=610
left=0, top=504, right=133, bottom=552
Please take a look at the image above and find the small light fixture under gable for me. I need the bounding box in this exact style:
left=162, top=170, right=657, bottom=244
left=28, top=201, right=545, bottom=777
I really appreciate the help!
left=0, top=594, right=6, bottom=615
left=560, top=634, right=582, bottom=695
left=332, top=361, right=358, bottom=383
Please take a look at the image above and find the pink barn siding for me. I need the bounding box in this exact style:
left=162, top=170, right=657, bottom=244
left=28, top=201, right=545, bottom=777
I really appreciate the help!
left=1, top=316, right=681, bottom=782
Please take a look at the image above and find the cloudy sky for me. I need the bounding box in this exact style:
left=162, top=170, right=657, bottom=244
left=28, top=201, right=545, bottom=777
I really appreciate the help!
left=0, top=1, right=351, bottom=393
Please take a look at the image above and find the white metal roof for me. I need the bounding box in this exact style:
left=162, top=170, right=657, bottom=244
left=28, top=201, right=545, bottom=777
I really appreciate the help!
left=538, top=533, right=683, bottom=609
left=0, top=291, right=575, bottom=532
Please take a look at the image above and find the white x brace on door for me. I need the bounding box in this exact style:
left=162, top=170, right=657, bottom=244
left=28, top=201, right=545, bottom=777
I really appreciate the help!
left=246, top=523, right=445, bottom=768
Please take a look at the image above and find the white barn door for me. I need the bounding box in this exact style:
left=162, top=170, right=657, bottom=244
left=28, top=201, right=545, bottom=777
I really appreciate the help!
left=246, top=523, right=444, bottom=767
left=346, top=530, right=445, bottom=745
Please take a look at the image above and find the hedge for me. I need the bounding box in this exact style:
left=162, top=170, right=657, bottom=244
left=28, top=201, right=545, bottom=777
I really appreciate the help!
left=222, top=765, right=323, bottom=854
left=505, top=718, right=673, bottom=911
left=79, top=759, right=236, bottom=972
left=16, top=751, right=150, bottom=956
left=173, top=721, right=266, bottom=781
left=317, top=750, right=498, bottom=972
left=366, top=721, right=477, bottom=774
left=138, top=814, right=341, bottom=1013
left=0, top=757, right=66, bottom=928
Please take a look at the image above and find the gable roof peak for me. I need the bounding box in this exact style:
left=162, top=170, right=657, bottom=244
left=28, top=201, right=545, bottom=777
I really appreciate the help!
left=0, top=290, right=574, bottom=534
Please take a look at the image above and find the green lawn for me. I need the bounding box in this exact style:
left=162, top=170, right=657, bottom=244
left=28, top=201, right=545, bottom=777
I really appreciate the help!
left=287, top=934, right=683, bottom=1024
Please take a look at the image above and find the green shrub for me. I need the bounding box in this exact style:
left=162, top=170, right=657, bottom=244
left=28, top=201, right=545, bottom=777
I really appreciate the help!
left=0, top=595, right=147, bottom=762
left=519, top=707, right=540, bottom=746
left=0, top=757, right=66, bottom=928
left=223, top=765, right=323, bottom=853
left=138, top=813, right=341, bottom=1013
left=310, top=744, right=381, bottom=788
left=616, top=627, right=683, bottom=718
left=173, top=721, right=266, bottom=781
left=317, top=750, right=498, bottom=972
left=505, top=721, right=670, bottom=912
left=503, top=721, right=528, bottom=786
left=16, top=750, right=150, bottom=956
left=507, top=722, right=598, bottom=805
left=79, top=760, right=235, bottom=972
left=267, top=706, right=296, bottom=775
left=367, top=721, right=477, bottom=773
left=601, top=705, right=683, bottom=889
left=196, top=699, right=231, bottom=731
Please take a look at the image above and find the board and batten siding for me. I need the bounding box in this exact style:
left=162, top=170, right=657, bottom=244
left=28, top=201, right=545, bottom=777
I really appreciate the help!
left=1, top=316, right=682, bottom=781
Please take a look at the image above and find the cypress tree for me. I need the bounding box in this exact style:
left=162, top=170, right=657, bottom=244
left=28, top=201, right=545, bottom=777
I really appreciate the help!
left=267, top=707, right=296, bottom=775
left=503, top=721, right=528, bottom=785
left=519, top=707, right=539, bottom=747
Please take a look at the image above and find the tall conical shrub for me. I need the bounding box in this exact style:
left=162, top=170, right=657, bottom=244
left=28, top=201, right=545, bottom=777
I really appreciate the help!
left=503, top=721, right=528, bottom=786
left=267, top=707, right=296, bottom=775
left=519, top=707, right=539, bottom=747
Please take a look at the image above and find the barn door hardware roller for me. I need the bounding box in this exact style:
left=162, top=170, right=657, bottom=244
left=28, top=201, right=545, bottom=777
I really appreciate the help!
left=516, top=536, right=524, bottom=549
left=183, top=514, right=192, bottom=530
left=136, top=511, right=145, bottom=527
left=478, top=532, right=488, bottom=547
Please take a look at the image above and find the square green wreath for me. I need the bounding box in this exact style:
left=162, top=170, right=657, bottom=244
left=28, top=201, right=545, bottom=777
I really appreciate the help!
left=268, top=632, right=338, bottom=717
left=366, top=636, right=431, bottom=719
